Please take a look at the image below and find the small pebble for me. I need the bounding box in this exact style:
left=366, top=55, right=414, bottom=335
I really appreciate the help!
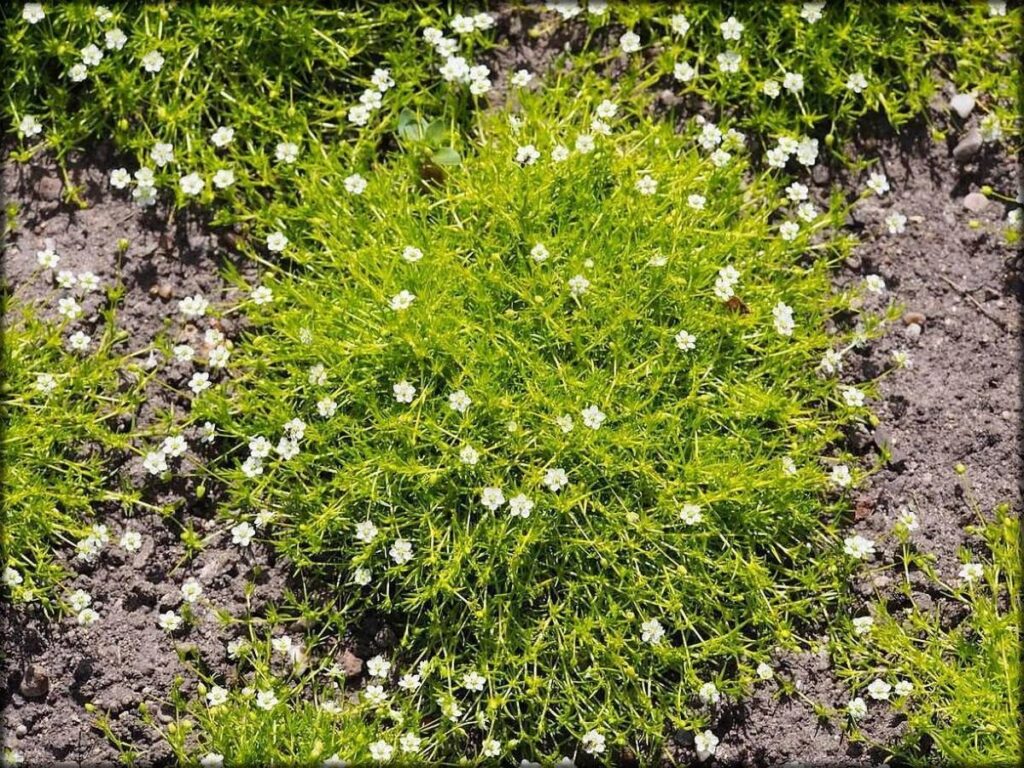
left=904, top=322, right=922, bottom=339
left=949, top=92, right=976, bottom=119
left=963, top=192, right=989, bottom=212
left=953, top=129, right=983, bottom=163
left=903, top=311, right=926, bottom=326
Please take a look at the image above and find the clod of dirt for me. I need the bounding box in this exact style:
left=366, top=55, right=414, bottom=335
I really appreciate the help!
left=963, top=192, right=989, bottom=212
left=902, top=311, right=927, bottom=326
left=18, top=664, right=50, bottom=700
left=952, top=129, right=983, bottom=163
left=949, top=92, right=976, bottom=119
left=338, top=649, right=364, bottom=678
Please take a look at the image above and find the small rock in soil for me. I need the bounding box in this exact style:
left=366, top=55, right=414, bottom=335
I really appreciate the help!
left=902, top=311, right=926, bottom=326
left=19, top=664, right=49, bottom=700
left=949, top=92, right=976, bottom=119
left=338, top=649, right=364, bottom=678
left=904, top=322, right=922, bottom=340
left=812, top=164, right=831, bottom=186
left=963, top=192, right=989, bottom=213
left=34, top=175, right=63, bottom=201
left=952, top=129, right=983, bottom=163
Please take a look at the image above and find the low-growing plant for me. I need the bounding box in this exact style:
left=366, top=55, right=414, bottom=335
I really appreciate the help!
left=833, top=487, right=1021, bottom=767
left=183, top=89, right=888, bottom=763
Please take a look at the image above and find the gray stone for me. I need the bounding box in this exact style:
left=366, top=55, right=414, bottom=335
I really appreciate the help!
left=953, top=129, right=983, bottom=163
left=949, top=92, right=976, bottom=119
left=963, top=192, right=989, bottom=212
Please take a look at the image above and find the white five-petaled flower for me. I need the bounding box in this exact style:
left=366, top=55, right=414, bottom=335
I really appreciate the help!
left=389, top=538, right=413, bottom=564
left=275, top=142, right=299, bottom=164
left=481, top=486, right=505, bottom=511
left=256, top=689, right=279, bottom=710
left=389, top=290, right=416, bottom=311
left=959, top=562, right=983, bottom=583
left=867, top=172, right=889, bottom=196
left=231, top=521, right=255, bottom=547
left=694, top=730, right=719, bottom=762
left=830, top=463, right=852, bottom=488
left=843, top=534, right=875, bottom=559
left=674, top=330, right=696, bottom=351
left=698, top=681, right=720, bottom=704
left=179, top=173, right=204, bottom=196
left=393, top=380, right=416, bottom=403
left=141, top=50, right=165, bottom=73
left=619, top=30, right=641, bottom=53
left=568, top=274, right=590, bottom=298
left=641, top=618, right=665, bottom=645
left=719, top=15, right=744, bottom=40
left=885, top=211, right=907, bottom=235
left=543, top=467, right=569, bottom=492
left=635, top=175, right=658, bottom=195
left=581, top=730, right=606, bottom=755
left=344, top=173, right=367, bottom=194
left=581, top=404, right=606, bottom=430
left=847, top=72, right=869, bottom=93
left=679, top=504, right=703, bottom=525
left=448, top=389, right=471, bottom=413
left=22, top=3, right=45, bottom=23
left=515, top=144, right=540, bottom=166
left=867, top=678, right=892, bottom=700
left=507, top=493, right=534, bottom=519
left=462, top=670, right=486, bottom=691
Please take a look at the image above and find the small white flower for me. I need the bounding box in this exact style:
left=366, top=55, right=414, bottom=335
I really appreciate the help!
left=158, top=610, right=182, bottom=632
left=568, top=274, right=590, bottom=298
left=786, top=182, right=809, bottom=202
left=143, top=450, right=168, bottom=475
left=231, top=521, right=255, bottom=547
left=77, top=607, right=100, bottom=626
left=275, top=142, right=299, bottom=164
left=66, top=330, right=91, bottom=353
left=393, top=380, right=416, bottom=403
left=864, top=274, right=886, bottom=294
left=581, top=730, right=605, bottom=755
left=852, top=615, right=874, bottom=635
left=641, top=618, right=665, bottom=645
left=34, top=372, right=57, bottom=395
left=459, top=445, right=479, bottom=465
left=389, top=290, right=416, bottom=311
left=399, top=733, right=421, bottom=754
left=200, top=753, right=224, bottom=768
left=308, top=364, right=328, bottom=385
left=355, top=520, right=378, bottom=543
left=717, top=50, right=742, bottom=73
left=581, top=404, right=606, bottom=430
left=843, top=534, right=875, bottom=559
left=575, top=134, right=595, bottom=154
left=482, top=739, right=501, bottom=758
left=266, top=231, right=289, bottom=252
left=368, top=741, right=393, bottom=763
left=179, top=172, right=204, bottom=196
left=674, top=61, right=696, bottom=83
left=959, top=562, right=983, bottom=583
left=120, top=530, right=142, bottom=552
left=782, top=71, right=804, bottom=93
left=448, top=389, right=472, bottom=413
left=555, top=414, right=574, bottom=433
left=344, top=173, right=367, bottom=194
left=698, top=681, right=720, bottom=705
left=256, top=689, right=279, bottom=710
left=352, top=567, right=371, bottom=586
left=773, top=301, right=796, bottom=336
left=989, top=0, right=1007, bottom=16
left=551, top=145, right=570, bottom=162
left=719, top=15, right=744, bottom=40
left=800, top=2, right=825, bottom=23
left=694, top=730, right=719, bottom=762
left=180, top=577, right=203, bottom=603
left=81, top=44, right=104, bottom=67
left=894, top=680, right=914, bottom=697
left=779, top=221, right=800, bottom=241
left=367, top=655, right=391, bottom=678
left=22, top=2, right=45, bottom=23
left=830, top=463, right=852, bottom=488
left=2, top=566, right=23, bottom=588
left=463, top=670, right=486, bottom=691
left=756, top=662, right=774, bottom=680
left=151, top=141, right=174, bottom=167
left=205, top=686, right=229, bottom=710
left=897, top=508, right=919, bottom=532
left=212, top=169, right=235, bottom=189
left=18, top=114, right=42, bottom=138
left=398, top=673, right=421, bottom=692
left=885, top=211, right=907, bottom=235
left=401, top=245, right=423, bottom=263
left=543, top=467, right=569, bottom=493
left=619, top=30, right=642, bottom=53
left=516, top=144, right=540, bottom=166
left=481, top=486, right=506, bottom=511
left=178, top=294, right=209, bottom=318
left=866, top=172, right=889, bottom=196
left=36, top=245, right=59, bottom=269
left=161, top=434, right=189, bottom=458
left=674, top=330, right=696, bottom=351
left=57, top=296, right=82, bottom=321
left=687, top=193, right=706, bottom=211
left=141, top=50, right=165, bottom=72
left=679, top=504, right=703, bottom=525
left=847, top=71, right=869, bottom=94
left=211, top=126, right=235, bottom=147
left=389, top=538, right=413, bottom=564
left=671, top=13, right=691, bottom=35
left=867, top=678, right=892, bottom=700
left=847, top=697, right=867, bottom=719
left=635, top=175, right=658, bottom=195
left=841, top=386, right=865, bottom=408
left=507, top=493, right=534, bottom=519
left=510, top=69, right=533, bottom=88
left=372, top=67, right=395, bottom=91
